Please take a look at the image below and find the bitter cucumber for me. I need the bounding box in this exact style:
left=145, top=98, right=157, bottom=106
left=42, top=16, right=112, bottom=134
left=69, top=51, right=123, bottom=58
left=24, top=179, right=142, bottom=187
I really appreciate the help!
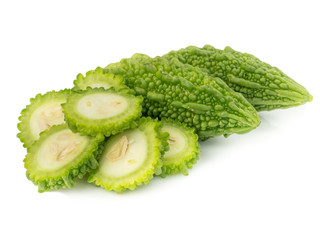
left=73, top=67, right=126, bottom=91
left=105, top=54, right=260, bottom=140
left=17, top=89, right=71, bottom=148
left=88, top=118, right=169, bottom=193
left=24, top=124, right=104, bottom=192
left=164, top=45, right=313, bottom=111
left=160, top=120, right=200, bottom=177
left=62, top=88, right=143, bottom=136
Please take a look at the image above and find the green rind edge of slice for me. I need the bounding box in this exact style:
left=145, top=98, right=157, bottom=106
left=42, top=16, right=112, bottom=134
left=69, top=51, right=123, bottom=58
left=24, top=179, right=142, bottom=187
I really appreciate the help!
left=73, top=67, right=126, bottom=91
left=88, top=117, right=169, bottom=193
left=24, top=123, right=105, bottom=193
left=62, top=88, right=143, bottom=136
left=160, top=119, right=200, bottom=177
left=17, top=89, right=71, bottom=149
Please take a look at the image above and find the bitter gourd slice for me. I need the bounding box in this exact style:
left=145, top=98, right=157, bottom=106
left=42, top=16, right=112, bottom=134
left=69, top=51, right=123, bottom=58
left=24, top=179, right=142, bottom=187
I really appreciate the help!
left=88, top=118, right=169, bottom=193
left=164, top=45, right=313, bottom=111
left=62, top=88, right=143, bottom=136
left=24, top=124, right=104, bottom=192
left=160, top=120, right=200, bottom=177
left=17, top=89, right=71, bottom=148
left=73, top=67, right=126, bottom=91
left=105, top=54, right=260, bottom=140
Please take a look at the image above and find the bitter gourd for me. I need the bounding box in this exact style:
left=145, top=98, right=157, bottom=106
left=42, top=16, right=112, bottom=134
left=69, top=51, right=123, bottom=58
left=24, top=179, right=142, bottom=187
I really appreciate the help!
left=88, top=117, right=169, bottom=193
left=24, top=124, right=104, bottom=192
left=62, top=88, right=143, bottom=136
left=73, top=67, right=126, bottom=91
left=17, top=89, right=71, bottom=148
left=164, top=45, right=313, bottom=111
left=160, top=120, right=200, bottom=177
left=105, top=54, right=260, bottom=140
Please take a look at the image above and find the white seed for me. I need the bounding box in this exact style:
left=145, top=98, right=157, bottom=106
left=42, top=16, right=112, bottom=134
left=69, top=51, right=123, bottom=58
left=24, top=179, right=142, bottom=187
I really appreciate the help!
left=57, top=133, right=73, bottom=141
left=50, top=142, right=59, bottom=155
left=107, top=136, right=128, bottom=162
left=56, top=142, right=79, bottom=161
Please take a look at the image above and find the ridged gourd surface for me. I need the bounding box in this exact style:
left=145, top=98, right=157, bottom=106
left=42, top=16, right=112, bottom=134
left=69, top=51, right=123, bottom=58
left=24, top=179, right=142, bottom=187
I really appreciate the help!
left=163, top=45, right=313, bottom=111
left=105, top=54, right=260, bottom=140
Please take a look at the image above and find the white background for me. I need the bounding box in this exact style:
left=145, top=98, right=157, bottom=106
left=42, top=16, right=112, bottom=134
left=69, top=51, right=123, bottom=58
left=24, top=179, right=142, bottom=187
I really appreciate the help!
left=1, top=1, right=319, bottom=239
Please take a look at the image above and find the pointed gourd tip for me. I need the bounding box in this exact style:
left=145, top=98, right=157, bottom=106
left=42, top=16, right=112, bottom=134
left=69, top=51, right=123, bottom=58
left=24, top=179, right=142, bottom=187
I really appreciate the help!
left=247, top=110, right=261, bottom=130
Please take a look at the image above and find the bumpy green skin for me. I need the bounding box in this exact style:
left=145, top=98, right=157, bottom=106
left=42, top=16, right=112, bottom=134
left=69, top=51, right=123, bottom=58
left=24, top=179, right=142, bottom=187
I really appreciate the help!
left=17, top=89, right=71, bottom=148
left=105, top=54, right=260, bottom=140
left=62, top=88, right=143, bottom=136
left=164, top=45, right=313, bottom=111
left=24, top=124, right=105, bottom=193
left=88, top=117, right=169, bottom=193
left=160, top=119, right=200, bottom=178
left=73, top=67, right=126, bottom=91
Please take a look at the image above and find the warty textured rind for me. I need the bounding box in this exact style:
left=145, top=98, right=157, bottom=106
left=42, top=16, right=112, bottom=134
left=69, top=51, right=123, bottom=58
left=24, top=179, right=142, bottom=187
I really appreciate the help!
left=164, top=45, right=313, bottom=111
left=105, top=54, right=260, bottom=140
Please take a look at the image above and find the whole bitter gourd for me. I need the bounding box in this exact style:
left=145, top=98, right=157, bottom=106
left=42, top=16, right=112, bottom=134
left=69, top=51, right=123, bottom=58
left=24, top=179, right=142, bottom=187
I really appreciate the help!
left=17, top=89, right=71, bottom=148
left=24, top=124, right=104, bottom=192
left=105, top=54, right=260, bottom=140
left=163, top=45, right=313, bottom=111
left=160, top=119, right=200, bottom=177
left=88, top=118, right=169, bottom=193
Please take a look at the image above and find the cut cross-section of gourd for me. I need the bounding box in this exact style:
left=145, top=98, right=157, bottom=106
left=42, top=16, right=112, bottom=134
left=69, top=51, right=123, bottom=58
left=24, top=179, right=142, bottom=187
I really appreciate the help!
left=160, top=120, right=200, bottom=177
left=17, top=89, right=71, bottom=148
left=62, top=88, right=143, bottom=136
left=88, top=118, right=169, bottom=193
left=73, top=67, right=125, bottom=91
left=24, top=124, right=104, bottom=193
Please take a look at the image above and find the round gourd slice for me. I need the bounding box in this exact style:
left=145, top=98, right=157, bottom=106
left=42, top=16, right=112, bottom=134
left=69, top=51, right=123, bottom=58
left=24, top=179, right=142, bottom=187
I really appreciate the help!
left=73, top=67, right=125, bottom=91
left=24, top=124, right=104, bottom=193
left=160, top=120, right=200, bottom=177
left=88, top=118, right=169, bottom=193
left=62, top=88, right=143, bottom=136
left=17, top=89, right=71, bottom=148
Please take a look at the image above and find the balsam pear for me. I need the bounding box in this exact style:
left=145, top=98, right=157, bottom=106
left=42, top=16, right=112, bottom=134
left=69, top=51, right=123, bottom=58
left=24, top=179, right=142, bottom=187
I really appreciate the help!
left=160, top=120, right=200, bottom=177
left=163, top=45, right=313, bottom=111
left=24, top=124, right=104, bottom=192
left=62, top=88, right=143, bottom=136
left=73, top=67, right=126, bottom=91
left=17, top=89, right=71, bottom=148
left=105, top=54, right=260, bottom=140
left=88, top=118, right=169, bottom=193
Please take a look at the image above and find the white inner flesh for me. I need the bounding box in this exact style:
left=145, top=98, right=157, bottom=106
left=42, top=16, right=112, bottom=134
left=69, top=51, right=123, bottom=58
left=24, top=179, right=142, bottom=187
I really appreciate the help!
left=76, top=93, right=128, bottom=120
left=161, top=126, right=187, bottom=159
left=30, top=101, right=65, bottom=140
left=86, top=82, right=111, bottom=90
left=37, top=129, right=88, bottom=171
left=99, top=129, right=147, bottom=178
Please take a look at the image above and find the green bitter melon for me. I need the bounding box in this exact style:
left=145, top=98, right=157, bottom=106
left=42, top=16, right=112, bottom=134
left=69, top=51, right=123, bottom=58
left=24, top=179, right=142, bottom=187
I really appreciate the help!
left=62, top=88, right=143, bottom=136
left=73, top=67, right=126, bottom=91
left=17, top=89, right=71, bottom=148
left=105, top=54, right=260, bottom=140
left=160, top=119, right=200, bottom=177
left=88, top=118, right=169, bottom=193
left=163, top=45, right=313, bottom=111
left=24, top=124, right=105, bottom=192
